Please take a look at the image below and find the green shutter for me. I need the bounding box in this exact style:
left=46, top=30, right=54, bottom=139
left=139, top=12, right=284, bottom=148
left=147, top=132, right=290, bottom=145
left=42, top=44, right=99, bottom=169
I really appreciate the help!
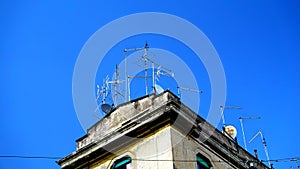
left=113, top=157, right=131, bottom=168
left=197, top=155, right=211, bottom=169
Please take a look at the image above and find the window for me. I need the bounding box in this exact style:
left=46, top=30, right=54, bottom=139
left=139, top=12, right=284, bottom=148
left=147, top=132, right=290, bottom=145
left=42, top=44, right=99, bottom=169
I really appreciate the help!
left=111, top=156, right=132, bottom=169
left=196, top=153, right=212, bottom=169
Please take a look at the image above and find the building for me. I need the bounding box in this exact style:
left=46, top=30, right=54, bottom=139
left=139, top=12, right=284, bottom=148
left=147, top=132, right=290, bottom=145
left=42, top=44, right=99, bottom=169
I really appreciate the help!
left=57, top=91, right=269, bottom=169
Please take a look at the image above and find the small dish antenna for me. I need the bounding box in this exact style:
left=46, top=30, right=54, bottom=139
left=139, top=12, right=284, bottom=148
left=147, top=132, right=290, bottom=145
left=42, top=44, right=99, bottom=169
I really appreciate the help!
left=154, top=84, right=164, bottom=94
left=101, top=103, right=112, bottom=114
left=224, top=125, right=237, bottom=139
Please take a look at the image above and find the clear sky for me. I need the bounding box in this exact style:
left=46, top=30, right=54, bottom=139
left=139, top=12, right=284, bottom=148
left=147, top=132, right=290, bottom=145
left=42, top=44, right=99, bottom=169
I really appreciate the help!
left=1, top=1, right=300, bottom=169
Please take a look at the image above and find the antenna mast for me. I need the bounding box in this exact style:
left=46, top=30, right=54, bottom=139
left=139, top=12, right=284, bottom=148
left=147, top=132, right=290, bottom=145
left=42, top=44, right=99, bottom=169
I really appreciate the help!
left=239, top=116, right=261, bottom=151
left=143, top=42, right=149, bottom=95
left=109, top=65, right=125, bottom=106
left=123, top=43, right=148, bottom=101
left=123, top=43, right=174, bottom=100
left=96, top=76, right=109, bottom=103
left=219, top=106, right=242, bottom=128
left=113, top=65, right=119, bottom=105
left=153, top=64, right=174, bottom=94
left=249, top=130, right=271, bottom=167
left=95, top=66, right=125, bottom=114
left=95, top=76, right=110, bottom=113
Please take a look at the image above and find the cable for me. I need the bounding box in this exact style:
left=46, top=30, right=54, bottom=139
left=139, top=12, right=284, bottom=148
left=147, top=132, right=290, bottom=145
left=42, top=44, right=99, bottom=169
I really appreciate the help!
left=261, top=157, right=300, bottom=163
left=0, top=155, right=299, bottom=164
left=131, top=158, right=239, bottom=163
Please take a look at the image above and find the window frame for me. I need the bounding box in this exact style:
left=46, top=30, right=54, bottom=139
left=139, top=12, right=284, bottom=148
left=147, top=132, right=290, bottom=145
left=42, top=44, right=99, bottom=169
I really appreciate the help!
left=111, top=156, right=132, bottom=169
left=196, top=153, right=212, bottom=169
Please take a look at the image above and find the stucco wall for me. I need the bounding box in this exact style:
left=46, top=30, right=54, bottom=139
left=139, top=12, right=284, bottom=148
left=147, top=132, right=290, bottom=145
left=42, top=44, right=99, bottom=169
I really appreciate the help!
left=170, top=126, right=234, bottom=169
left=91, top=126, right=174, bottom=169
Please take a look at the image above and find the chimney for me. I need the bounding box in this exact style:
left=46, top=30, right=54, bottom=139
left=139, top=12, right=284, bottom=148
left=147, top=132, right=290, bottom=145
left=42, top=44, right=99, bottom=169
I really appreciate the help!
left=254, top=149, right=259, bottom=159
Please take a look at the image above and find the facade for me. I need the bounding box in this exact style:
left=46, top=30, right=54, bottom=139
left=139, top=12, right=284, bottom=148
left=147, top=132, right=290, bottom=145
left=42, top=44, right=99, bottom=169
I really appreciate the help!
left=57, top=91, right=269, bottom=169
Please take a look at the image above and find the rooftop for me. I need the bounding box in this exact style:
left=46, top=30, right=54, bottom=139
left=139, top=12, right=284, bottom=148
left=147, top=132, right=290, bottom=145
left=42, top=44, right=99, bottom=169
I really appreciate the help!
left=57, top=90, right=269, bottom=169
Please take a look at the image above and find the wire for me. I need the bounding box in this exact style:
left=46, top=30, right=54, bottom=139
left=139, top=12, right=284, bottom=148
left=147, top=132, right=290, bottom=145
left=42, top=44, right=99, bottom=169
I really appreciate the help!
left=132, top=158, right=207, bottom=163
left=0, top=156, right=236, bottom=163
left=0, top=155, right=299, bottom=164
left=261, top=157, right=300, bottom=163
left=0, top=155, right=62, bottom=160
left=131, top=158, right=247, bottom=164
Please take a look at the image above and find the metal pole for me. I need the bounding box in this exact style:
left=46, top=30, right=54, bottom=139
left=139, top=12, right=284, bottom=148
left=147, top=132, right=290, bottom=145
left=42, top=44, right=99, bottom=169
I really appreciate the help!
left=239, top=116, right=260, bottom=151
left=260, top=131, right=271, bottom=167
left=152, top=62, right=155, bottom=94
left=239, top=118, right=247, bottom=150
left=220, top=106, right=242, bottom=127
left=143, top=47, right=148, bottom=95
left=113, top=65, right=119, bottom=105
left=249, top=130, right=271, bottom=167
left=220, top=106, right=226, bottom=127
left=124, top=45, right=150, bottom=101
left=127, top=75, right=130, bottom=101
left=124, top=50, right=129, bottom=102
left=249, top=130, right=260, bottom=143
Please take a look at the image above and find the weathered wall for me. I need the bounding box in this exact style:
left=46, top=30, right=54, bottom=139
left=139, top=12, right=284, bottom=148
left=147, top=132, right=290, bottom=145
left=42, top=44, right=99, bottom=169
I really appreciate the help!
left=170, top=126, right=234, bottom=169
left=77, top=92, right=173, bottom=150
left=91, top=126, right=174, bottom=169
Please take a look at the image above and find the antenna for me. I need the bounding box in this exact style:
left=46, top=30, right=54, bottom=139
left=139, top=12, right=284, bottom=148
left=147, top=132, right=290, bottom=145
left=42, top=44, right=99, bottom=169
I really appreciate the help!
left=249, top=130, right=271, bottom=167
left=219, top=105, right=242, bottom=128
left=95, top=66, right=125, bottom=115
left=96, top=76, right=109, bottom=103
left=177, top=86, right=202, bottom=99
left=101, top=103, right=112, bottom=114
left=124, top=43, right=149, bottom=101
left=152, top=64, right=174, bottom=94
left=95, top=76, right=109, bottom=114
left=154, top=84, right=164, bottom=94
left=124, top=43, right=174, bottom=100
left=113, top=65, right=119, bottom=105
left=239, top=116, right=261, bottom=151
left=107, top=65, right=125, bottom=106
left=143, top=42, right=149, bottom=95
left=224, top=125, right=237, bottom=140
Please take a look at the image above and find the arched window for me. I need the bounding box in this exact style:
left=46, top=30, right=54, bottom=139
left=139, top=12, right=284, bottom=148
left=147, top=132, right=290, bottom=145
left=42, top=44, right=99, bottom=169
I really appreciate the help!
left=111, top=156, right=132, bottom=169
left=196, top=153, right=212, bottom=169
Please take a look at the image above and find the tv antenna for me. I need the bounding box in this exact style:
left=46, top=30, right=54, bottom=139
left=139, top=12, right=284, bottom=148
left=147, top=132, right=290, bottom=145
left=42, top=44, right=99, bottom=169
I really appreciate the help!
left=109, top=65, right=125, bottom=106
left=249, top=130, right=271, bottom=167
left=153, top=64, right=174, bottom=93
left=238, top=116, right=261, bottom=151
left=96, top=76, right=109, bottom=103
left=95, top=76, right=110, bottom=114
left=177, top=86, right=202, bottom=99
left=219, top=105, right=242, bottom=128
left=124, top=43, right=149, bottom=101
left=124, top=43, right=174, bottom=101
left=95, top=66, right=125, bottom=115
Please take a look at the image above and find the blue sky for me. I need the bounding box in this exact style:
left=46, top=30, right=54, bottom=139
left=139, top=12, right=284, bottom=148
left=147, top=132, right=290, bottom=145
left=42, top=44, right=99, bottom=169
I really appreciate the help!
left=1, top=1, right=300, bottom=168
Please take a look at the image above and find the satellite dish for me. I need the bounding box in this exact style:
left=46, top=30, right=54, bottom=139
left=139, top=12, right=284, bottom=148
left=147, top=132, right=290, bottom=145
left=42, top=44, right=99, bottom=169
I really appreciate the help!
left=101, top=103, right=112, bottom=114
left=224, top=125, right=237, bottom=139
left=154, top=84, right=164, bottom=94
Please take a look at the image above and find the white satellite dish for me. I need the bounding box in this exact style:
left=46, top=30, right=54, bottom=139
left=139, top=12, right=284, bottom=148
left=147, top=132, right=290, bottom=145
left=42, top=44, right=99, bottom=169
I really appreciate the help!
left=224, top=125, right=237, bottom=139
left=154, top=84, right=164, bottom=94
